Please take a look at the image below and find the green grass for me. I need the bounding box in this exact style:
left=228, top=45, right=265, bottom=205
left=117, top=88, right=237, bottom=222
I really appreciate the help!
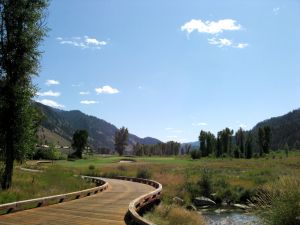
left=0, top=165, right=93, bottom=204
left=1, top=151, right=299, bottom=223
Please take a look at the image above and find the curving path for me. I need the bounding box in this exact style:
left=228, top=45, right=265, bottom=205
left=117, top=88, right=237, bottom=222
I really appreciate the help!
left=0, top=178, right=154, bottom=225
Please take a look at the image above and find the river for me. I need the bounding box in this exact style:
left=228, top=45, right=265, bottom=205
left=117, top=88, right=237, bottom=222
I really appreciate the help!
left=200, top=207, right=262, bottom=225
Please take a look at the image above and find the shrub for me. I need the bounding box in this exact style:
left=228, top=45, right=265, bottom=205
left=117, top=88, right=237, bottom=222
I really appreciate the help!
left=197, top=169, right=213, bottom=197
left=88, top=164, right=95, bottom=170
left=255, top=177, right=300, bottom=225
left=145, top=204, right=206, bottom=225
left=136, top=168, right=152, bottom=179
left=190, top=149, right=201, bottom=159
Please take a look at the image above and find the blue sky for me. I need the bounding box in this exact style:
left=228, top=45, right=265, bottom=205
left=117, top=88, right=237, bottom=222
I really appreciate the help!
left=34, top=0, right=300, bottom=142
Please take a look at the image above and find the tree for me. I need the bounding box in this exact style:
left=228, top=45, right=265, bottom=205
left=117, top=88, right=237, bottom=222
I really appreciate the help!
left=236, top=128, right=245, bottom=157
left=245, top=134, right=253, bottom=159
left=283, top=142, right=289, bottom=157
left=199, top=130, right=207, bottom=157
left=114, top=127, right=128, bottom=156
left=258, top=126, right=271, bottom=156
left=0, top=0, right=48, bottom=189
left=219, top=128, right=233, bottom=157
left=72, top=130, right=88, bottom=159
left=206, top=132, right=216, bottom=156
left=216, top=134, right=222, bottom=158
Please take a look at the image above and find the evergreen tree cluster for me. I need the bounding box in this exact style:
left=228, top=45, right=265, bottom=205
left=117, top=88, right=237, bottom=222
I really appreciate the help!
left=133, top=141, right=180, bottom=156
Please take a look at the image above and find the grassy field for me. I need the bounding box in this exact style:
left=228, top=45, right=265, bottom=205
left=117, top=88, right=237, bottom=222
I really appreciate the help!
left=0, top=151, right=299, bottom=224
left=0, top=165, right=93, bottom=204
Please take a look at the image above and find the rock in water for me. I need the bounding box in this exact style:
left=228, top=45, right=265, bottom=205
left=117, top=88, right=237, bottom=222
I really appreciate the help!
left=194, top=196, right=216, bottom=206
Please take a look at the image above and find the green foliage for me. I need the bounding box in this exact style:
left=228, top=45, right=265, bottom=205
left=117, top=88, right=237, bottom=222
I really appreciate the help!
left=255, top=177, right=300, bottom=225
left=190, top=149, right=201, bottom=159
left=0, top=0, right=49, bottom=189
left=72, top=130, right=88, bottom=159
left=0, top=166, right=93, bottom=205
left=218, top=128, right=234, bottom=157
left=245, top=134, right=253, bottom=159
left=258, top=126, right=271, bottom=155
left=33, top=145, right=62, bottom=160
left=235, top=128, right=245, bottom=156
left=252, top=109, right=300, bottom=150
left=114, top=127, right=129, bottom=156
left=197, top=169, right=212, bottom=197
left=136, top=168, right=152, bottom=179
left=199, top=130, right=216, bottom=157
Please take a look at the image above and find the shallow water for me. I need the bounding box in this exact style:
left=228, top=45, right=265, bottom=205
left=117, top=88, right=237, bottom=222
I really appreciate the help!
left=200, top=208, right=261, bottom=225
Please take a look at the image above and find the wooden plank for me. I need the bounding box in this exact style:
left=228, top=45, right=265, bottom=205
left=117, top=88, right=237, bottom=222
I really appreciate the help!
left=0, top=179, right=154, bottom=225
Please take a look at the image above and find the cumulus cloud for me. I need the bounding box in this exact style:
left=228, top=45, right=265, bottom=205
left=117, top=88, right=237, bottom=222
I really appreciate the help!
left=235, top=43, right=249, bottom=49
left=208, top=38, right=249, bottom=49
left=181, top=19, right=241, bottom=35
left=95, top=85, right=119, bottom=94
left=45, top=80, right=60, bottom=86
left=192, top=122, right=208, bottom=126
left=37, top=90, right=60, bottom=97
left=181, top=18, right=248, bottom=49
left=208, top=37, right=232, bottom=47
left=37, top=99, right=65, bottom=108
left=80, top=100, right=98, bottom=105
left=57, top=36, right=107, bottom=50
left=79, top=91, right=90, bottom=95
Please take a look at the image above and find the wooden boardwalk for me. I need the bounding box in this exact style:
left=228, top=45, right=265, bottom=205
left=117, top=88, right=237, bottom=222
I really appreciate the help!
left=0, top=178, right=154, bottom=225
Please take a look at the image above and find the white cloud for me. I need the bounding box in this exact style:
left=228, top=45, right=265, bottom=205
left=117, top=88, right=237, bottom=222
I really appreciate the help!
left=239, top=124, right=247, bottom=129
left=80, top=100, right=99, bottom=105
left=165, top=128, right=173, bottom=130
left=95, top=85, right=119, bottom=94
left=37, top=90, right=61, bottom=97
left=37, top=99, right=65, bottom=108
left=57, top=36, right=107, bottom=50
left=208, top=37, right=232, bottom=47
left=45, top=80, right=60, bottom=86
left=208, top=38, right=249, bottom=49
left=192, top=122, right=208, bottom=126
left=235, top=43, right=249, bottom=49
left=273, top=7, right=280, bottom=15
left=181, top=19, right=241, bottom=35
left=79, top=91, right=90, bottom=95
left=138, top=86, right=143, bottom=90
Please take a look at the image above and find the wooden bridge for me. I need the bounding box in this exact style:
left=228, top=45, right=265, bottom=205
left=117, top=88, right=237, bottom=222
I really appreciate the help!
left=0, top=177, right=161, bottom=225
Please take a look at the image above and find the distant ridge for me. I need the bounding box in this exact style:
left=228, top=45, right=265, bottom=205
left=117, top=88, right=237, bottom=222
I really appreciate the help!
left=183, top=108, right=300, bottom=150
left=35, top=102, right=162, bottom=150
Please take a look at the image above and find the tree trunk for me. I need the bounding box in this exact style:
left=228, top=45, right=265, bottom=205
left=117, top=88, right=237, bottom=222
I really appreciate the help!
left=1, top=139, right=14, bottom=190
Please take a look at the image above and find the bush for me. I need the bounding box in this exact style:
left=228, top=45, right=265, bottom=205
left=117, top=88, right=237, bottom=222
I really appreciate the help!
left=88, top=164, right=95, bottom=170
left=144, top=204, right=206, bottom=225
left=136, top=168, right=152, bottom=179
left=190, top=149, right=201, bottom=159
left=255, top=177, right=300, bottom=225
left=197, top=169, right=212, bottom=197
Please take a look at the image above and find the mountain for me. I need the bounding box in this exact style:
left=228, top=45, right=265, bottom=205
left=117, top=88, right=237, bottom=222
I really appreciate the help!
left=251, top=109, right=300, bottom=150
left=183, top=109, right=300, bottom=151
left=35, top=102, right=162, bottom=150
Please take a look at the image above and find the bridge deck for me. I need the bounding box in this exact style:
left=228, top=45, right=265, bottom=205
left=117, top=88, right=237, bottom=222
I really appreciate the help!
left=0, top=178, right=154, bottom=225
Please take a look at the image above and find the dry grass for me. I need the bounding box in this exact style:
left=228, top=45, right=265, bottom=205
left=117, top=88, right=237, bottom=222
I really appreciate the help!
left=145, top=204, right=205, bottom=225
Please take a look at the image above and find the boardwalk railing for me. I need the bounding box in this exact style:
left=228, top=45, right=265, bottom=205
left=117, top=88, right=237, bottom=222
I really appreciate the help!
left=113, top=176, right=162, bottom=225
left=0, top=176, right=108, bottom=214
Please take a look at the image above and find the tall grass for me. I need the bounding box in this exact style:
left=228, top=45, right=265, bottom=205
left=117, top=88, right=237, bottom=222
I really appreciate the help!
left=144, top=204, right=206, bottom=225
left=254, top=176, right=300, bottom=225
left=0, top=166, right=93, bottom=204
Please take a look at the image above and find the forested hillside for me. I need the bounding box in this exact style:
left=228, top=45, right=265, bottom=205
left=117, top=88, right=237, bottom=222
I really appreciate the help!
left=251, top=109, right=300, bottom=150
left=35, top=102, right=161, bottom=150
